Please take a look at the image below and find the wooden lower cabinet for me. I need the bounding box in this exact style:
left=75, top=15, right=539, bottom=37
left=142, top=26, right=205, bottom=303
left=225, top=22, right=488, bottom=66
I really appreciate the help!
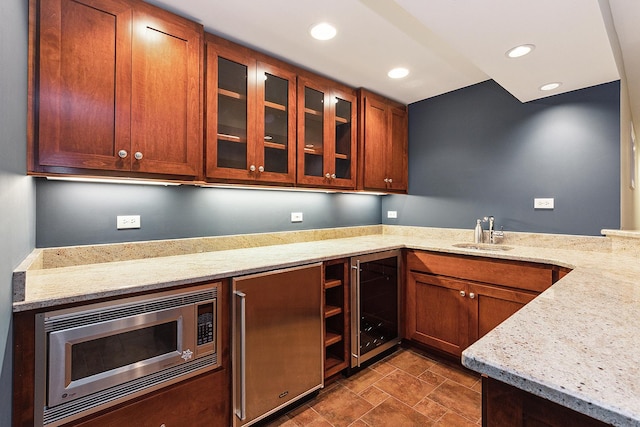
left=468, top=282, right=536, bottom=342
left=64, top=369, right=229, bottom=427
left=483, top=377, right=609, bottom=427
left=13, top=280, right=230, bottom=427
left=323, top=259, right=350, bottom=380
left=406, top=272, right=469, bottom=356
left=405, top=251, right=555, bottom=358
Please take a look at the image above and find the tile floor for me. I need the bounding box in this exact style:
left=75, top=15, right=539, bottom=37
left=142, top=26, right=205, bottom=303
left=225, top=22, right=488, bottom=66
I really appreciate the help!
left=266, top=347, right=482, bottom=427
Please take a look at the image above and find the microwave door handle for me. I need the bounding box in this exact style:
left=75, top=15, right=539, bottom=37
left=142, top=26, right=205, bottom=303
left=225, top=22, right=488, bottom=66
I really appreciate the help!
left=234, top=290, right=247, bottom=421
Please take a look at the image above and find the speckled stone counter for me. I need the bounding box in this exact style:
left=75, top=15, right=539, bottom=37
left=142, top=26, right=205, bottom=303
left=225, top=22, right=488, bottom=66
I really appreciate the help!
left=12, top=225, right=640, bottom=426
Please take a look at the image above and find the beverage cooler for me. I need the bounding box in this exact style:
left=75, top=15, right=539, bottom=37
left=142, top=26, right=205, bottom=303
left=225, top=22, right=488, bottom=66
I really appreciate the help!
left=350, top=250, right=401, bottom=368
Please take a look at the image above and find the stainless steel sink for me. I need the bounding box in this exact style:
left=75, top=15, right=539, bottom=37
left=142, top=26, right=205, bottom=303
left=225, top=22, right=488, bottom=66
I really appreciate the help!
left=452, top=243, right=514, bottom=251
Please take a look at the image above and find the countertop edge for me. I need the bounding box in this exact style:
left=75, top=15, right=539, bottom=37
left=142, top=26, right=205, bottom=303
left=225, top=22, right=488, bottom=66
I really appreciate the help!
left=461, top=351, right=637, bottom=426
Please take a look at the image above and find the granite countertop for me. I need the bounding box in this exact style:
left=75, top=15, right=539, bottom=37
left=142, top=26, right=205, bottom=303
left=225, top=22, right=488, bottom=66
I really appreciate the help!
left=12, top=225, right=640, bottom=426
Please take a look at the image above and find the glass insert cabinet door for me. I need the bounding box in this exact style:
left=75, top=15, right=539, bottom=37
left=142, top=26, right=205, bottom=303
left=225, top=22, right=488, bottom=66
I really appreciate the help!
left=255, top=62, right=296, bottom=183
left=297, top=77, right=357, bottom=189
left=206, top=40, right=296, bottom=184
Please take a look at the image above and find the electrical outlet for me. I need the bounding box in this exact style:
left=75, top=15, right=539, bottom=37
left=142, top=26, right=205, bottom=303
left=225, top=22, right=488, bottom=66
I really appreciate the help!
left=291, top=212, right=303, bottom=223
left=117, top=215, right=141, bottom=229
left=534, top=198, right=554, bottom=209
left=387, top=210, right=398, bottom=219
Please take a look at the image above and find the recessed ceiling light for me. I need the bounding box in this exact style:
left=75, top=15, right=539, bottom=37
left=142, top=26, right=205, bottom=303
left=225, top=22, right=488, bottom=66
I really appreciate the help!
left=310, top=23, right=337, bottom=41
left=506, top=44, right=535, bottom=58
left=388, top=67, right=409, bottom=79
left=540, top=82, right=562, bottom=91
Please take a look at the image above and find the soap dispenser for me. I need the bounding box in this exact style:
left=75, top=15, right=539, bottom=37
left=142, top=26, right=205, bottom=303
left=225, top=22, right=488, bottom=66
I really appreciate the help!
left=474, top=219, right=483, bottom=243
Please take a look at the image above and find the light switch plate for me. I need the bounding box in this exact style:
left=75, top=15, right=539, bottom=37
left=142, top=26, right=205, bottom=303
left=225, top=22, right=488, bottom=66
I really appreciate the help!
left=117, top=215, right=141, bottom=229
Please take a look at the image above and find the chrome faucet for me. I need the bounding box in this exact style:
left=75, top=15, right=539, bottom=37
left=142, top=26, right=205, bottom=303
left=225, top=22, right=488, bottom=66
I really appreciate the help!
left=483, top=216, right=495, bottom=243
left=483, top=216, right=504, bottom=244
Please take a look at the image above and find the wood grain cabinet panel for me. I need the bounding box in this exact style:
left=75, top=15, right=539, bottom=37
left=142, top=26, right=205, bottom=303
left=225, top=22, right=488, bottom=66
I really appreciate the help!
left=405, top=250, right=558, bottom=357
left=357, top=89, right=408, bottom=193
left=31, top=0, right=203, bottom=179
left=406, top=272, right=469, bottom=356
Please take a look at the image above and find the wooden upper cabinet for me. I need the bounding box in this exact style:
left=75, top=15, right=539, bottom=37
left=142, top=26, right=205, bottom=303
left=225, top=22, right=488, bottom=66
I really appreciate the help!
left=358, top=89, right=408, bottom=193
left=31, top=0, right=203, bottom=178
left=204, top=35, right=297, bottom=185
left=297, top=74, right=357, bottom=189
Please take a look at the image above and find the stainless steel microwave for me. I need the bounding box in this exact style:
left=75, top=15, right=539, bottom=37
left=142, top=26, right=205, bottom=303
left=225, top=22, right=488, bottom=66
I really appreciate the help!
left=34, top=282, right=221, bottom=426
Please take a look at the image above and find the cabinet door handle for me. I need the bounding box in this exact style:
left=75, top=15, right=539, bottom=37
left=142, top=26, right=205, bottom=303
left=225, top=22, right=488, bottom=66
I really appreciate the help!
left=469, top=293, right=475, bottom=299
left=249, top=165, right=256, bottom=172
left=388, top=178, right=393, bottom=183
left=325, top=173, right=331, bottom=179
left=234, top=290, right=247, bottom=421
left=134, top=152, right=143, bottom=160
left=258, top=165, right=264, bottom=173
left=331, top=173, right=336, bottom=179
left=460, top=290, right=466, bottom=297
left=118, top=150, right=128, bottom=159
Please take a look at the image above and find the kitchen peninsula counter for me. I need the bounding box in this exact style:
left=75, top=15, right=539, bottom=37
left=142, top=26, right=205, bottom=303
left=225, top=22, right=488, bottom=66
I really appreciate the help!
left=12, top=225, right=640, bottom=426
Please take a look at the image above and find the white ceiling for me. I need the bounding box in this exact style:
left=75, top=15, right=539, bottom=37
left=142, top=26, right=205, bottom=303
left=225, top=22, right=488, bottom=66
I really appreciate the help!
left=147, top=0, right=638, bottom=119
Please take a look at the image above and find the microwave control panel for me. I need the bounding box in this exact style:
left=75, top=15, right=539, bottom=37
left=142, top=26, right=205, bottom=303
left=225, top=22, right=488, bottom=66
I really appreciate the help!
left=197, top=301, right=215, bottom=347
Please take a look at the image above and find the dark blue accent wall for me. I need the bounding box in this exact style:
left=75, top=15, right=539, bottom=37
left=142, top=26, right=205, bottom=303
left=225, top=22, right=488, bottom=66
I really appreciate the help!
left=382, top=80, right=620, bottom=236
left=35, top=180, right=382, bottom=247
left=1, top=1, right=35, bottom=425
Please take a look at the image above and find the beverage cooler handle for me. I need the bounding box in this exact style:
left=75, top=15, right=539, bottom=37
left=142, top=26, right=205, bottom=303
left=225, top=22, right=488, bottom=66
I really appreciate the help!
left=352, top=261, right=361, bottom=367
left=234, top=290, right=247, bottom=421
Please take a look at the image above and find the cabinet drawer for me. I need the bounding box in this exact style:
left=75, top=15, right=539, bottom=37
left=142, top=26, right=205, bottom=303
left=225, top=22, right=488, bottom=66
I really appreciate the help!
left=407, top=251, right=553, bottom=293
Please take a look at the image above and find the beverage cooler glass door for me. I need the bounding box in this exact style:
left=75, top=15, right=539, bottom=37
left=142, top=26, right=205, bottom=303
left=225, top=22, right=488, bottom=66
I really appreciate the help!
left=350, top=250, right=401, bottom=368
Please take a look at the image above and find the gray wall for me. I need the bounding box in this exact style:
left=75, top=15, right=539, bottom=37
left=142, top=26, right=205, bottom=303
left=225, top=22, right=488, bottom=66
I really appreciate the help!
left=0, top=1, right=35, bottom=425
left=36, top=180, right=381, bottom=247
left=383, top=80, right=621, bottom=236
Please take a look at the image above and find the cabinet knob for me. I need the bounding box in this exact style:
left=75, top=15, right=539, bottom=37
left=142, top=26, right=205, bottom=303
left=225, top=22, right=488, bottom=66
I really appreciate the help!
left=134, top=152, right=143, bottom=160
left=460, top=291, right=466, bottom=297
left=250, top=165, right=256, bottom=172
left=469, top=292, right=475, bottom=299
left=388, top=178, right=393, bottom=183
left=325, top=173, right=331, bottom=179
left=258, top=165, right=264, bottom=173
left=331, top=173, right=336, bottom=179
left=118, top=150, right=128, bottom=159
